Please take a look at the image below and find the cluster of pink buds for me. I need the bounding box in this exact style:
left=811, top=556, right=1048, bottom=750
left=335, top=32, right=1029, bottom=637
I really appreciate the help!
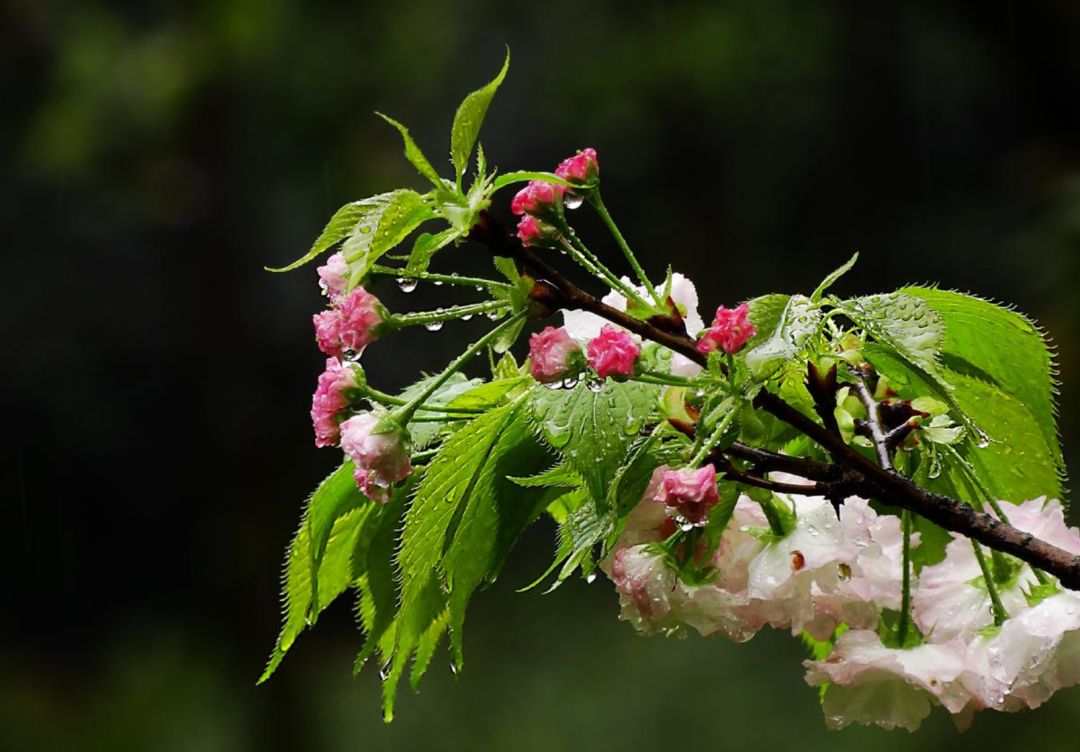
left=511, top=148, right=599, bottom=246
left=696, top=302, right=756, bottom=355
left=307, top=254, right=412, bottom=500
left=526, top=322, right=641, bottom=386
left=604, top=479, right=1080, bottom=732
left=312, top=253, right=389, bottom=359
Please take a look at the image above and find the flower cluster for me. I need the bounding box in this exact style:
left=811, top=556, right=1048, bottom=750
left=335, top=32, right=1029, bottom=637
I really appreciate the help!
left=510, top=148, right=599, bottom=246
left=696, top=302, right=756, bottom=355
left=605, top=479, right=1080, bottom=731
left=306, top=254, right=412, bottom=500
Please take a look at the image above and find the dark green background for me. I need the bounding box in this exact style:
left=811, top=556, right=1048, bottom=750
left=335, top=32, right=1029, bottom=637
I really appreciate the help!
left=4, top=1, right=1080, bottom=749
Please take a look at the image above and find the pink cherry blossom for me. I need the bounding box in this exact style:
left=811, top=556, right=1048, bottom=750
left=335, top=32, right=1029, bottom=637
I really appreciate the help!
left=586, top=325, right=640, bottom=380
left=555, top=148, right=599, bottom=184
left=609, top=546, right=680, bottom=634
left=805, top=629, right=985, bottom=731
left=511, top=180, right=565, bottom=215
left=913, top=535, right=1037, bottom=643
left=313, top=310, right=343, bottom=357
left=696, top=302, right=756, bottom=355
left=310, top=358, right=359, bottom=448
left=337, top=287, right=385, bottom=355
left=653, top=465, right=720, bottom=526
left=339, top=412, right=412, bottom=503
left=528, top=326, right=583, bottom=384
left=317, top=252, right=349, bottom=301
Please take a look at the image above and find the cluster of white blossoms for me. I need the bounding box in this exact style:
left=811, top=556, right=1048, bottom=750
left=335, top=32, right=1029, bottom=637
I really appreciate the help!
left=604, top=475, right=1080, bottom=731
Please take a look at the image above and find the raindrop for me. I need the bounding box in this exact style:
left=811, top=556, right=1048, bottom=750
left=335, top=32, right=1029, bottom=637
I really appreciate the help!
left=425, top=321, right=444, bottom=332
left=838, top=563, right=852, bottom=582
left=475, top=285, right=484, bottom=292
left=807, top=525, right=820, bottom=537
left=487, top=310, right=500, bottom=320
left=450, top=662, right=458, bottom=676
left=379, top=660, right=392, bottom=681
left=564, top=193, right=584, bottom=210
left=461, top=314, right=474, bottom=321
left=680, top=522, right=694, bottom=533
left=397, top=278, right=418, bottom=293
left=586, top=572, right=597, bottom=584
left=562, top=377, right=579, bottom=389
left=973, top=424, right=992, bottom=449
left=586, top=378, right=604, bottom=393
left=433, top=280, right=444, bottom=286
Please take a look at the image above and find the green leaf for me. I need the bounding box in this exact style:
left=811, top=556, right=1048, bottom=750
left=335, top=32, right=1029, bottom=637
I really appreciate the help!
left=353, top=490, right=408, bottom=673
left=510, top=462, right=584, bottom=489
left=384, top=398, right=550, bottom=719
left=445, top=377, right=531, bottom=412
left=266, top=192, right=399, bottom=272
left=259, top=463, right=373, bottom=683
left=810, top=253, right=858, bottom=303
left=397, top=372, right=483, bottom=449
left=490, top=171, right=573, bottom=192
left=405, top=228, right=461, bottom=275
left=900, top=287, right=1064, bottom=481
left=377, top=112, right=444, bottom=188
left=838, top=292, right=945, bottom=381
left=451, top=50, right=510, bottom=183
left=744, top=294, right=822, bottom=381
left=343, top=190, right=436, bottom=280
left=529, top=381, right=659, bottom=506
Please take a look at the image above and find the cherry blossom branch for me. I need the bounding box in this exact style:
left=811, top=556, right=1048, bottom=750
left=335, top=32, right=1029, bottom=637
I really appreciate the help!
left=466, top=211, right=1080, bottom=591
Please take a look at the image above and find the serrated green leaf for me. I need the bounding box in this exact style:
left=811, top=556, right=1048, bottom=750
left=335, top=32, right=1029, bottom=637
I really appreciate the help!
left=266, top=192, right=399, bottom=272
left=490, top=171, right=573, bottom=192
left=839, top=292, right=945, bottom=380
left=385, top=398, right=550, bottom=719
left=451, top=50, right=510, bottom=183
left=510, top=462, right=584, bottom=489
left=410, top=606, right=450, bottom=691
left=343, top=190, right=436, bottom=281
left=810, top=253, right=859, bottom=303
left=259, top=463, right=373, bottom=683
left=353, top=490, right=408, bottom=673
left=445, top=377, right=531, bottom=412
left=405, top=228, right=461, bottom=275
left=377, top=112, right=444, bottom=188
left=900, top=287, right=1064, bottom=482
left=397, top=372, right=482, bottom=449
left=744, top=294, right=822, bottom=381
left=529, top=381, right=659, bottom=506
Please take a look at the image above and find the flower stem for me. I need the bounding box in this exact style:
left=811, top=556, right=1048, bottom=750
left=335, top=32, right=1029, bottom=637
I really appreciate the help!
left=589, top=191, right=664, bottom=307
left=369, top=264, right=510, bottom=291
left=557, top=232, right=650, bottom=309
left=358, top=385, right=484, bottom=414
left=389, top=300, right=507, bottom=329
left=897, top=510, right=914, bottom=645
left=397, top=310, right=528, bottom=423
left=971, top=540, right=1010, bottom=626
left=690, top=407, right=738, bottom=467
left=632, top=370, right=696, bottom=388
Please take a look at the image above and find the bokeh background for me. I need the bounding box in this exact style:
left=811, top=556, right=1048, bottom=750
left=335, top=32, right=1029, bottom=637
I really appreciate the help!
left=4, top=1, right=1080, bottom=750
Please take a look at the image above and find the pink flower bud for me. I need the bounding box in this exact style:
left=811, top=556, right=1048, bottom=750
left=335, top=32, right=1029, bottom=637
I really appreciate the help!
left=555, top=148, right=599, bottom=184
left=511, top=180, right=565, bottom=216
left=653, top=465, right=720, bottom=526
left=337, top=287, right=386, bottom=356
left=516, top=215, right=546, bottom=247
left=340, top=412, right=412, bottom=502
left=697, top=302, right=756, bottom=355
left=313, top=310, right=342, bottom=357
left=310, top=358, right=359, bottom=447
left=528, top=326, right=583, bottom=384
left=586, top=324, right=641, bottom=380
left=317, top=252, right=349, bottom=301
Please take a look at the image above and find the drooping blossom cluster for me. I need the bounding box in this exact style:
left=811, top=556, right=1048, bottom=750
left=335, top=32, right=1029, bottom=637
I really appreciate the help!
left=604, top=474, right=1080, bottom=731
left=306, top=253, right=412, bottom=499
left=510, top=148, right=598, bottom=246
left=528, top=326, right=583, bottom=384
left=586, top=325, right=641, bottom=380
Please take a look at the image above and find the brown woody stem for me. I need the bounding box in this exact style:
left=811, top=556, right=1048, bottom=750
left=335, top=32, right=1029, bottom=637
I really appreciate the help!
left=467, top=211, right=1080, bottom=591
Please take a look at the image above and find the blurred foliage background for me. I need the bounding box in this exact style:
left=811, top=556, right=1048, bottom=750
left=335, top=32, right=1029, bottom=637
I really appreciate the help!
left=3, top=0, right=1080, bottom=749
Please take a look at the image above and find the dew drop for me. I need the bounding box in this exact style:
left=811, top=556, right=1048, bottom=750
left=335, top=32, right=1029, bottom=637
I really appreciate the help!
left=461, top=314, right=474, bottom=321
left=475, top=285, right=484, bottom=292
left=487, top=310, right=500, bottom=320
left=450, top=662, right=458, bottom=676
left=379, top=660, right=392, bottom=681
left=397, top=278, right=418, bottom=293
left=839, top=563, right=852, bottom=582
left=425, top=321, right=444, bottom=332
left=433, top=280, right=444, bottom=286
left=586, top=572, right=597, bottom=584
left=562, top=377, right=579, bottom=389
left=563, top=193, right=584, bottom=210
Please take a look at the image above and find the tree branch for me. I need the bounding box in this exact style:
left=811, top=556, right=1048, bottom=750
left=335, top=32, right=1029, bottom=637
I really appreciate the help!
left=466, top=211, right=1080, bottom=591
